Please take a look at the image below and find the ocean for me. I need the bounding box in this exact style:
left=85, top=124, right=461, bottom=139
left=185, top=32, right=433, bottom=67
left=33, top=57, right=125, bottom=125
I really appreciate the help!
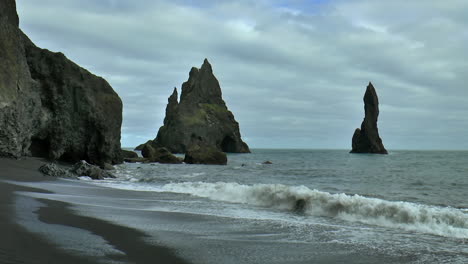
left=12, top=150, right=468, bottom=263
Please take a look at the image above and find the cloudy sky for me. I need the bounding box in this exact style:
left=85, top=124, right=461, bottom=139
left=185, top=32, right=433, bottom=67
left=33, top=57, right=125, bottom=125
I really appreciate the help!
left=17, top=0, right=468, bottom=150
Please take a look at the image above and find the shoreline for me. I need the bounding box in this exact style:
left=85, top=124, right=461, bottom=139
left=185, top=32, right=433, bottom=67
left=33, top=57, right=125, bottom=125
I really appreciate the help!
left=1, top=154, right=466, bottom=263
left=0, top=157, right=191, bottom=264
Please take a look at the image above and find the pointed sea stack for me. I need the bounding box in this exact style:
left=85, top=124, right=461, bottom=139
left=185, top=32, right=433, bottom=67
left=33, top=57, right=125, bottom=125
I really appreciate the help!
left=350, top=82, right=388, bottom=154
left=147, top=59, right=250, bottom=154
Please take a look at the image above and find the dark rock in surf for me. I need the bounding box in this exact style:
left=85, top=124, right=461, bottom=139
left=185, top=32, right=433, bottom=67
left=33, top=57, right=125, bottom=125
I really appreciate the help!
left=350, top=82, right=388, bottom=154
left=71, top=160, right=115, bottom=180
left=122, top=149, right=138, bottom=159
left=141, top=143, right=156, bottom=160
left=0, top=0, right=123, bottom=166
left=124, top=157, right=149, bottom=163
left=184, top=137, right=227, bottom=165
left=38, top=163, right=75, bottom=178
left=103, top=163, right=115, bottom=171
left=141, top=143, right=182, bottom=164
left=141, top=59, right=250, bottom=154
left=39, top=160, right=114, bottom=180
left=294, top=199, right=306, bottom=213
left=262, top=161, right=273, bottom=165
left=135, top=140, right=153, bottom=151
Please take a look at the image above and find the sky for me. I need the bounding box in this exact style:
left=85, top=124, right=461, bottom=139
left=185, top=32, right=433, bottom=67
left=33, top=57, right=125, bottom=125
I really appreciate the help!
left=16, top=0, right=468, bottom=150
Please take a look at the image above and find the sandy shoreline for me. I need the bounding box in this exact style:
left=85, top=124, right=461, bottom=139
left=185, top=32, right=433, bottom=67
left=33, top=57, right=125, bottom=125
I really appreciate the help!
left=0, top=157, right=190, bottom=264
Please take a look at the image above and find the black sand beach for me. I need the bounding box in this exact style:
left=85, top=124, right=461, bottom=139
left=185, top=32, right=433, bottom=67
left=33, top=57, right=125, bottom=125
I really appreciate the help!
left=0, top=157, right=190, bottom=264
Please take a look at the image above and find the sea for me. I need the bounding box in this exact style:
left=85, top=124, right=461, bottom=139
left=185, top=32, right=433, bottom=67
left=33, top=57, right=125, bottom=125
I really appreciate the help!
left=13, top=149, right=468, bottom=263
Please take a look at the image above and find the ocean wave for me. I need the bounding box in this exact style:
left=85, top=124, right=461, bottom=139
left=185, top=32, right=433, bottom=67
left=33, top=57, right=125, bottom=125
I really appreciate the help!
left=161, top=181, right=468, bottom=239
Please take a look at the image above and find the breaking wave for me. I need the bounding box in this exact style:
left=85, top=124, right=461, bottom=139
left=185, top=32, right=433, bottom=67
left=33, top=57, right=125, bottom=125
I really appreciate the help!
left=161, top=181, right=468, bottom=239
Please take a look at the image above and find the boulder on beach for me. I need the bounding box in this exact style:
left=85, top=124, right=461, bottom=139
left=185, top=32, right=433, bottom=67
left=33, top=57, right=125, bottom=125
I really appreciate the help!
left=39, top=160, right=115, bottom=180
left=350, top=82, right=388, bottom=154
left=141, top=59, right=250, bottom=154
left=38, top=163, right=75, bottom=178
left=70, top=160, right=115, bottom=180
left=0, top=0, right=123, bottom=166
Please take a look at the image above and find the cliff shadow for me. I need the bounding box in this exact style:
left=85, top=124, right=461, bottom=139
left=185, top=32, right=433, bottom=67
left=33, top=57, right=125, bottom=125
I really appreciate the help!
left=221, top=136, right=237, bottom=153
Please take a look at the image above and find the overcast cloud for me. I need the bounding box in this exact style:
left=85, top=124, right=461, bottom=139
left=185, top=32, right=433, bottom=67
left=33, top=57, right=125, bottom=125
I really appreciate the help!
left=16, top=0, right=468, bottom=150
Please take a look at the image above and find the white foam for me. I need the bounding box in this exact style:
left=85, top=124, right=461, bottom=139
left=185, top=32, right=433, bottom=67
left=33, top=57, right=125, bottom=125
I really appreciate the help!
left=159, top=181, right=468, bottom=239
left=78, top=176, right=93, bottom=181
left=85, top=179, right=468, bottom=239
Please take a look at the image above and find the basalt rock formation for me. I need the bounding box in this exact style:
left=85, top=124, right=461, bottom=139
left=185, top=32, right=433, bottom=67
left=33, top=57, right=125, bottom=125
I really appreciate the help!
left=141, top=144, right=182, bottom=164
left=0, top=0, right=37, bottom=158
left=146, top=59, right=250, bottom=154
left=39, top=160, right=115, bottom=180
left=350, top=82, right=388, bottom=154
left=184, top=136, right=227, bottom=165
left=121, top=149, right=138, bottom=159
left=0, top=0, right=123, bottom=166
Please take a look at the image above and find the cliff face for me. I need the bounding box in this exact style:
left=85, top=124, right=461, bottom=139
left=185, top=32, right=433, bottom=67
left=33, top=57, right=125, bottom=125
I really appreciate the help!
left=0, top=0, right=19, bottom=26
left=0, top=0, right=39, bottom=158
left=0, top=0, right=123, bottom=165
left=151, top=59, right=250, bottom=154
left=350, top=82, right=388, bottom=154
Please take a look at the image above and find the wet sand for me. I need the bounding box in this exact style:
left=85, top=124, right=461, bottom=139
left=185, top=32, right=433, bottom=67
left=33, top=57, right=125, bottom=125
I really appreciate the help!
left=0, top=157, right=190, bottom=264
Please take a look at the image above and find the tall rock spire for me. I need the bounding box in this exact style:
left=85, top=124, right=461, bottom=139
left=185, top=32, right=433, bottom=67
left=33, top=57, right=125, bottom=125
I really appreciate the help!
left=350, top=82, right=388, bottom=154
left=180, top=58, right=224, bottom=106
left=149, top=59, right=250, bottom=154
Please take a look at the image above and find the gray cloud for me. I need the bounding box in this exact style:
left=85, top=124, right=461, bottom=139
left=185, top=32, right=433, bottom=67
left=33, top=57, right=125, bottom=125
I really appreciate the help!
left=16, top=0, right=468, bottom=150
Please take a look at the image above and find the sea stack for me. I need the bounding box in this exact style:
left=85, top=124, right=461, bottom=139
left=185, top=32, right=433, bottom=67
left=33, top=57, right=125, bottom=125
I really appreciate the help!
left=145, top=59, right=250, bottom=154
left=350, top=82, right=388, bottom=154
left=0, top=0, right=123, bottom=166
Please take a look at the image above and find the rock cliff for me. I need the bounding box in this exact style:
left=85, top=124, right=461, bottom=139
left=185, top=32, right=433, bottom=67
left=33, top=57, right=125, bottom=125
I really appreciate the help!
left=0, top=0, right=38, bottom=158
left=350, top=82, right=388, bottom=154
left=148, top=59, right=250, bottom=154
left=0, top=0, right=123, bottom=165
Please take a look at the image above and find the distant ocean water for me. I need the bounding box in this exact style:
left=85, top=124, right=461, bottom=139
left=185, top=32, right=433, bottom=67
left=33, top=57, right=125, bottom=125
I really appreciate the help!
left=14, top=149, right=468, bottom=263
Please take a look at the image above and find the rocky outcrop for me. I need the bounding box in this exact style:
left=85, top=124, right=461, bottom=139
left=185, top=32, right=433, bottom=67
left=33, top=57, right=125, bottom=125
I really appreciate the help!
left=39, top=163, right=75, bottom=178
left=135, top=140, right=152, bottom=151
left=144, top=59, right=250, bottom=154
left=350, top=82, right=388, bottom=154
left=184, top=145, right=227, bottom=165
left=71, top=160, right=115, bottom=179
left=39, top=160, right=115, bottom=180
left=141, top=144, right=182, bottom=164
left=122, top=149, right=138, bottom=159
left=184, top=136, right=227, bottom=165
left=0, top=0, right=123, bottom=166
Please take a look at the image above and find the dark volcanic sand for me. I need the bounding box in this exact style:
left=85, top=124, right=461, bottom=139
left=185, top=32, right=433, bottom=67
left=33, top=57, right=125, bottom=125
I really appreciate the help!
left=0, top=157, right=190, bottom=264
